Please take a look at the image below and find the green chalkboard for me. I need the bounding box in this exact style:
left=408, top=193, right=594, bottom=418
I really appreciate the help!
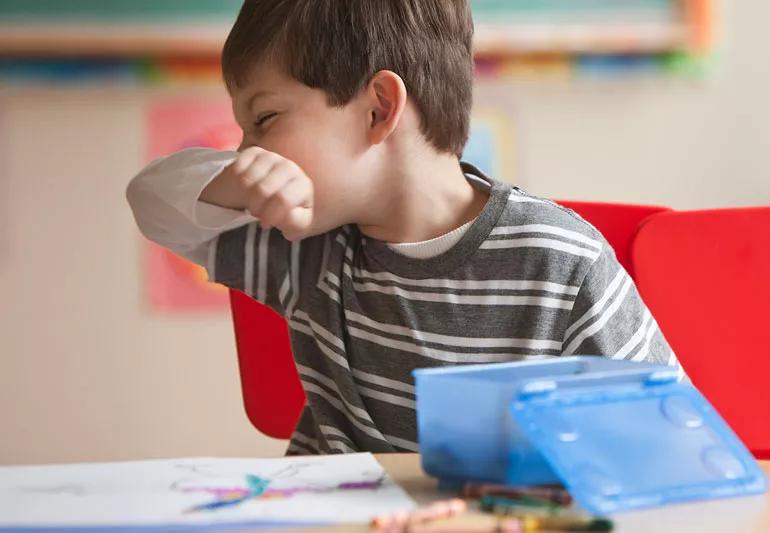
left=1, top=1, right=674, bottom=23
left=0, top=0, right=243, bottom=22
left=470, top=0, right=675, bottom=21
left=471, top=0, right=673, bottom=13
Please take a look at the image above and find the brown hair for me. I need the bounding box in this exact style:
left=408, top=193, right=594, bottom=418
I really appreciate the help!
left=221, top=0, right=474, bottom=157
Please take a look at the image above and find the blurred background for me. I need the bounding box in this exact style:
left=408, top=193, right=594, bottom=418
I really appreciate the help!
left=1, top=0, right=767, bottom=466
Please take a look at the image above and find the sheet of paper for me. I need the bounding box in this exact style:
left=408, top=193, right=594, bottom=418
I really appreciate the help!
left=0, top=453, right=416, bottom=529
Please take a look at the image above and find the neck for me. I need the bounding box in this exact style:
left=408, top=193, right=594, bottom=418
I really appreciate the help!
left=355, top=149, right=489, bottom=244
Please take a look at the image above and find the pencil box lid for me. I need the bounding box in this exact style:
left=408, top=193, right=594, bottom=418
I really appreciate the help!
left=509, top=370, right=768, bottom=515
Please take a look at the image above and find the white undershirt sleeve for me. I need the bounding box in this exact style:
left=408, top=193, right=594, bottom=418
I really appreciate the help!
left=125, top=147, right=255, bottom=267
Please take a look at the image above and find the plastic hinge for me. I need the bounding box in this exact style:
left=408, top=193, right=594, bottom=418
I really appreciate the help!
left=643, top=370, right=680, bottom=387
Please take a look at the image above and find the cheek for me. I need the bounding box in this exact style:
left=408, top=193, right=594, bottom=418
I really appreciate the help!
left=267, top=121, right=356, bottom=177
left=256, top=104, right=363, bottom=200
left=259, top=120, right=312, bottom=163
left=289, top=148, right=348, bottom=201
left=267, top=142, right=325, bottom=183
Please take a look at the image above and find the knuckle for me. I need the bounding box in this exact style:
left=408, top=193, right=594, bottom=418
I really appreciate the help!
left=232, top=149, right=258, bottom=171
left=301, top=176, right=313, bottom=194
left=280, top=223, right=301, bottom=242
left=238, top=169, right=258, bottom=187
left=278, top=157, right=297, bottom=170
left=238, top=162, right=263, bottom=183
left=275, top=190, right=294, bottom=209
left=230, top=160, right=249, bottom=175
left=274, top=158, right=299, bottom=175
left=253, top=180, right=273, bottom=198
left=241, top=146, right=264, bottom=157
left=257, top=151, right=281, bottom=166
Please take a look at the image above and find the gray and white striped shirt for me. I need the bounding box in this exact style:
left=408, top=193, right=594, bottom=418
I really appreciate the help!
left=210, top=163, right=680, bottom=456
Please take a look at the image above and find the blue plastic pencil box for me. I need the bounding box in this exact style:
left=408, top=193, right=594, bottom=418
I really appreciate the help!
left=413, top=356, right=767, bottom=514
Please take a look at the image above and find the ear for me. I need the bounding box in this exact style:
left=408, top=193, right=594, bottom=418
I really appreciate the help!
left=366, top=70, right=407, bottom=146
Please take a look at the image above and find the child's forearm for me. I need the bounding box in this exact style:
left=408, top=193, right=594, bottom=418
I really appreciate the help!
left=199, top=164, right=251, bottom=211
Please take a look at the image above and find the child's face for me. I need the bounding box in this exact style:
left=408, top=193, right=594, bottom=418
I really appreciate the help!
left=231, top=62, right=369, bottom=211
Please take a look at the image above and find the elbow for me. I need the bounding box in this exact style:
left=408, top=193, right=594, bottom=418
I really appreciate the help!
left=125, top=175, right=141, bottom=210
left=125, top=170, right=160, bottom=241
left=125, top=165, right=150, bottom=211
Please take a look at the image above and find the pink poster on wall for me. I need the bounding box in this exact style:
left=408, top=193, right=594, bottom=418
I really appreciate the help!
left=144, top=98, right=242, bottom=313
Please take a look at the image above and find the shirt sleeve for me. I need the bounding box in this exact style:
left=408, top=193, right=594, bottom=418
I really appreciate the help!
left=562, top=241, right=686, bottom=380
left=126, top=147, right=255, bottom=267
left=212, top=223, right=309, bottom=318
left=126, top=147, right=312, bottom=318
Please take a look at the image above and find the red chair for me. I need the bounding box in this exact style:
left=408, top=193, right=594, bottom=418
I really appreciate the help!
left=229, top=290, right=305, bottom=439
left=556, top=201, right=671, bottom=278
left=632, top=207, right=770, bottom=459
left=230, top=201, right=672, bottom=440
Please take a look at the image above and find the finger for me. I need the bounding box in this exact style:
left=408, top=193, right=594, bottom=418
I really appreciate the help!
left=258, top=177, right=312, bottom=228
left=246, top=170, right=293, bottom=218
left=279, top=206, right=314, bottom=242
left=238, top=157, right=283, bottom=193
left=227, top=146, right=265, bottom=175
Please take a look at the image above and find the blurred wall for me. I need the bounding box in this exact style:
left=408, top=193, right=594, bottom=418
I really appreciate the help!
left=0, top=86, right=287, bottom=465
left=1, top=1, right=768, bottom=465
left=476, top=2, right=770, bottom=207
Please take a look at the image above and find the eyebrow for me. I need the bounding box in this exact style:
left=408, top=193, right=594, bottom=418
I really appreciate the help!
left=247, top=90, right=277, bottom=112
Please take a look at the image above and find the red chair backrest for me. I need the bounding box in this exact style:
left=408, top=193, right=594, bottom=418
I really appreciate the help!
left=229, top=290, right=305, bottom=439
left=556, top=200, right=671, bottom=278
left=632, top=207, right=770, bottom=459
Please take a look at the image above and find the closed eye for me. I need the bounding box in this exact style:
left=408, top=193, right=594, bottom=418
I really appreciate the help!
left=255, top=112, right=278, bottom=128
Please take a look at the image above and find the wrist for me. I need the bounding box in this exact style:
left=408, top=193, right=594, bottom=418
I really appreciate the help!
left=199, top=168, right=248, bottom=210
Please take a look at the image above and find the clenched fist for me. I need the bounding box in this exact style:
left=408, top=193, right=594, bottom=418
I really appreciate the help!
left=202, top=147, right=315, bottom=241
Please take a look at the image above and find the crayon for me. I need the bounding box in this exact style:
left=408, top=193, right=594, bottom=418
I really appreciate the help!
left=392, top=513, right=522, bottom=533
left=479, top=495, right=560, bottom=514
left=371, top=498, right=467, bottom=531
left=517, top=515, right=614, bottom=532
left=482, top=507, right=612, bottom=532
left=407, top=517, right=522, bottom=533
left=461, top=483, right=572, bottom=506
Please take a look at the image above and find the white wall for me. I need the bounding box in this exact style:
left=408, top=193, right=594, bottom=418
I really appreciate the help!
left=477, top=0, right=770, bottom=208
left=1, top=0, right=768, bottom=466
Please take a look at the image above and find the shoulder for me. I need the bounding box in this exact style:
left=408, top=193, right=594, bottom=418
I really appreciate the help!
left=479, top=186, right=610, bottom=287
left=503, top=188, right=602, bottom=236
left=494, top=187, right=606, bottom=254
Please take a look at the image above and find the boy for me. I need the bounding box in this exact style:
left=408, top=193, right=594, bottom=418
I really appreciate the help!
left=127, top=0, right=681, bottom=456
